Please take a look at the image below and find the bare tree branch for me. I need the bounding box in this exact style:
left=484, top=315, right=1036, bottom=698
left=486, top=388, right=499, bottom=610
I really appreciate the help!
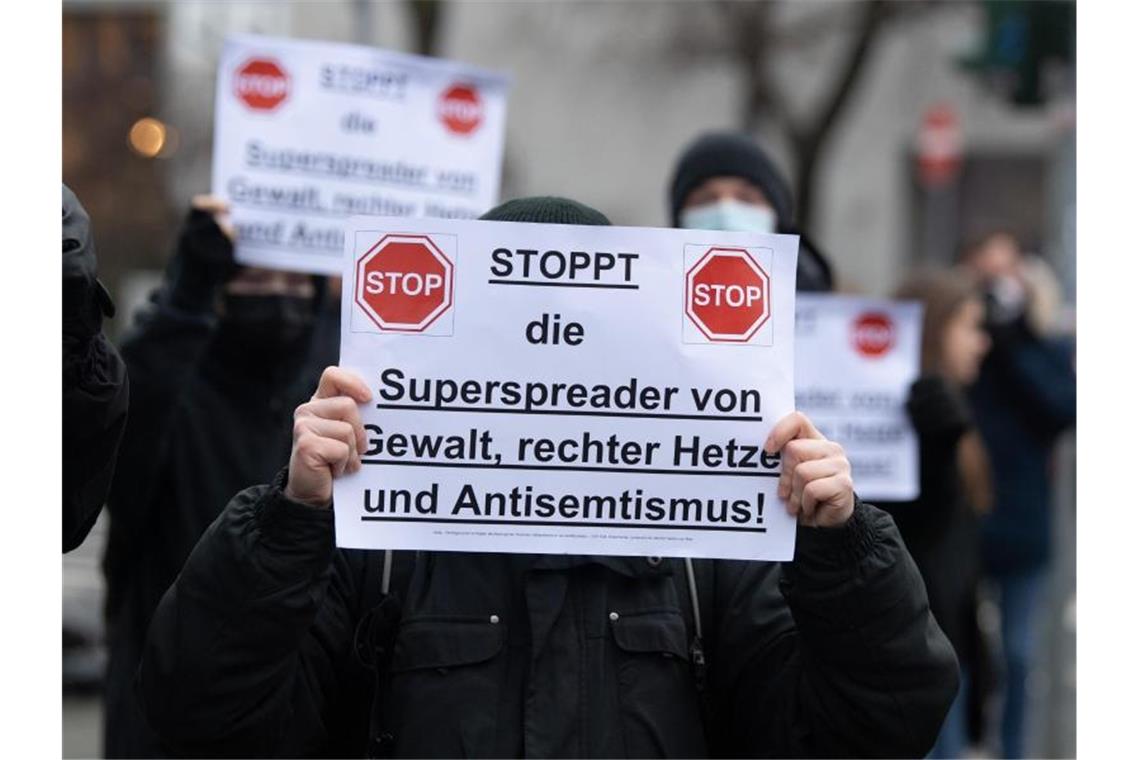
left=792, top=0, right=890, bottom=229
left=405, top=0, right=446, bottom=57
left=715, top=1, right=795, bottom=135
left=770, top=3, right=863, bottom=49
left=673, top=0, right=929, bottom=233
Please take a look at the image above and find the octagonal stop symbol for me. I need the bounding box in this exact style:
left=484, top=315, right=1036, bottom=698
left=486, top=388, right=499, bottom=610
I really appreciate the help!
left=355, top=234, right=454, bottom=332
left=234, top=58, right=290, bottom=112
left=685, top=248, right=771, bottom=342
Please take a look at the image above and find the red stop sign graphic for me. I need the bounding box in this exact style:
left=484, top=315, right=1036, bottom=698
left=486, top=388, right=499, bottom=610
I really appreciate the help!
left=355, top=235, right=454, bottom=332
left=685, top=248, right=771, bottom=342
left=438, top=84, right=483, bottom=135
left=917, top=102, right=962, bottom=188
left=851, top=312, right=896, bottom=358
left=234, top=58, right=290, bottom=112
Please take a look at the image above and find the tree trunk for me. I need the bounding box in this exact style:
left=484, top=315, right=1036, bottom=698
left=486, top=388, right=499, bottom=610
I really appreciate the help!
left=406, top=0, right=446, bottom=56
left=792, top=1, right=888, bottom=233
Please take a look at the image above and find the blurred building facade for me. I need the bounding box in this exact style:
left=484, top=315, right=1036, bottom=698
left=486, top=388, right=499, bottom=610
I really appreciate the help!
left=64, top=0, right=1076, bottom=307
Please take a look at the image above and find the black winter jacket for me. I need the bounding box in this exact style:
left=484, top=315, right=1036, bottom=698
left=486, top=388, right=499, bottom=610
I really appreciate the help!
left=62, top=184, right=129, bottom=552
left=138, top=471, right=958, bottom=758
left=968, top=316, right=1075, bottom=575
left=102, top=212, right=338, bottom=758
left=880, top=376, right=980, bottom=657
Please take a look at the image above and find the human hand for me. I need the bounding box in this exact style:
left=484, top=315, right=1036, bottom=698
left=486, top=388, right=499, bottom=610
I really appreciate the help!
left=165, top=195, right=239, bottom=311
left=764, top=412, right=855, bottom=528
left=179, top=195, right=237, bottom=281
left=285, top=367, right=373, bottom=509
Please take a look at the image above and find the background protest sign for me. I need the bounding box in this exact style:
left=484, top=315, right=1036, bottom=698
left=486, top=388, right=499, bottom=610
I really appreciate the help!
left=795, top=294, right=923, bottom=501
left=334, top=217, right=800, bottom=561
left=212, top=34, right=510, bottom=275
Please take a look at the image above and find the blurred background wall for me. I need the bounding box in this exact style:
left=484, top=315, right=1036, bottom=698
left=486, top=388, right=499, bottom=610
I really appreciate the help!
left=64, top=0, right=1077, bottom=307
left=61, top=1, right=1076, bottom=757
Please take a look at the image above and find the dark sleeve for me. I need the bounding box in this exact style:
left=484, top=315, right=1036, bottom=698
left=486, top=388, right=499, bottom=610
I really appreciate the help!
left=712, top=500, right=959, bottom=758
left=985, top=319, right=1076, bottom=439
left=61, top=183, right=129, bottom=552
left=107, top=209, right=232, bottom=542
left=905, top=374, right=972, bottom=445
left=878, top=375, right=971, bottom=535
left=62, top=333, right=129, bottom=552
left=137, top=472, right=364, bottom=757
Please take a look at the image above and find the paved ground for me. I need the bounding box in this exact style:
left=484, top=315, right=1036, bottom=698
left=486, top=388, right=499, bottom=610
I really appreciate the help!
left=63, top=696, right=101, bottom=760
left=1039, top=432, right=1077, bottom=758
left=62, top=513, right=106, bottom=760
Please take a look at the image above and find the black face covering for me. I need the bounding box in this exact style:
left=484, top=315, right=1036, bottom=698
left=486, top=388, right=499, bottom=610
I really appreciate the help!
left=220, top=293, right=317, bottom=357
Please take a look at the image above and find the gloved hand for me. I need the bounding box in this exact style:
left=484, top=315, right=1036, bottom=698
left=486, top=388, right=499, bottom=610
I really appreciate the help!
left=982, top=273, right=1028, bottom=329
left=905, top=374, right=972, bottom=441
left=164, top=195, right=238, bottom=314
left=62, top=184, right=115, bottom=341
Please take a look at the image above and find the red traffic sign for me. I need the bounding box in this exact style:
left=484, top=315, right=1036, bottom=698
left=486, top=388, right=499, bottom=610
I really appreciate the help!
left=851, top=311, right=896, bottom=358
left=234, top=58, right=290, bottom=112
left=438, top=83, right=484, bottom=135
left=916, top=102, right=962, bottom=187
left=685, top=248, right=770, bottom=342
left=355, top=235, right=454, bottom=332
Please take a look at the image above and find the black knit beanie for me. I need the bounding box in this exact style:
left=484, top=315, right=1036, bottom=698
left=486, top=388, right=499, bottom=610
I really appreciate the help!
left=668, top=132, right=795, bottom=229
left=480, top=196, right=611, bottom=226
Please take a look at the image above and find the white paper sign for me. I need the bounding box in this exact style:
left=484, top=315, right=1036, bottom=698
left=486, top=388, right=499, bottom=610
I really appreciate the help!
left=794, top=294, right=922, bottom=501
left=334, top=217, right=801, bottom=561
left=212, top=34, right=511, bottom=274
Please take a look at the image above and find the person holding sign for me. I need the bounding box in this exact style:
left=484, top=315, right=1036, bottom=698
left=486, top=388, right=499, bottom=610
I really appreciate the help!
left=137, top=198, right=957, bottom=758
left=669, top=131, right=834, bottom=292
left=101, top=196, right=337, bottom=758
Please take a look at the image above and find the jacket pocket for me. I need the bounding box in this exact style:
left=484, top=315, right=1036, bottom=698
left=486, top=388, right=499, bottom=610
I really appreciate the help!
left=391, top=616, right=505, bottom=672
left=610, top=610, right=707, bottom=757
left=611, top=610, right=690, bottom=661
left=387, top=617, right=506, bottom=757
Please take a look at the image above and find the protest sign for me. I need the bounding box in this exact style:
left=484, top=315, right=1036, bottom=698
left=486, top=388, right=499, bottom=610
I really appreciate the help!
left=334, top=217, right=800, bottom=561
left=795, top=294, right=922, bottom=501
left=212, top=34, right=511, bottom=274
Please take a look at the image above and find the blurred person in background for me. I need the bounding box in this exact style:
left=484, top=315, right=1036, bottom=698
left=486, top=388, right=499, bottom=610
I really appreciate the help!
left=101, top=196, right=337, bottom=758
left=960, top=231, right=1076, bottom=759
left=668, top=131, right=834, bottom=293
left=882, top=269, right=993, bottom=759
left=63, top=183, right=130, bottom=553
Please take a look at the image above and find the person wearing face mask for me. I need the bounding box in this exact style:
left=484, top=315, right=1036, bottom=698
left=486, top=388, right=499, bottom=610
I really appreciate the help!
left=880, top=270, right=994, bottom=759
left=668, top=131, right=834, bottom=292
left=100, top=196, right=336, bottom=759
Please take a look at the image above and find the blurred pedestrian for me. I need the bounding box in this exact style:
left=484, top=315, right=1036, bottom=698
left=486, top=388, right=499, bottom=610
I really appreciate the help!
left=101, top=196, right=336, bottom=758
left=668, top=131, right=834, bottom=292
left=62, top=183, right=129, bottom=553
left=134, top=197, right=959, bottom=759
left=960, top=231, right=1076, bottom=759
left=883, top=268, right=993, bottom=758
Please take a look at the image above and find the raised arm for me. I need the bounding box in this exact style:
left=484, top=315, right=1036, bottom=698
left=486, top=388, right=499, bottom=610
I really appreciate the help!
left=107, top=198, right=237, bottom=544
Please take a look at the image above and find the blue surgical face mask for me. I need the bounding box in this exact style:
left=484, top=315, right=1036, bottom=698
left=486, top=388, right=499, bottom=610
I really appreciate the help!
left=679, top=198, right=777, bottom=233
